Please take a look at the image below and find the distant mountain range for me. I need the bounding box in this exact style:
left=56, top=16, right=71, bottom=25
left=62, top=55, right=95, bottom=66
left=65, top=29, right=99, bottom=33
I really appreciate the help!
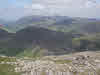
left=0, top=16, right=100, bottom=56
left=1, top=15, right=99, bottom=33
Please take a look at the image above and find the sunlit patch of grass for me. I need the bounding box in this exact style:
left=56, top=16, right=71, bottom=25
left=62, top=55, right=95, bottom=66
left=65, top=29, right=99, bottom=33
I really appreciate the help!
left=96, top=69, right=100, bottom=75
left=78, top=72, right=89, bottom=75
left=0, top=64, right=20, bottom=75
left=54, top=60, right=72, bottom=64
left=41, top=70, right=46, bottom=75
left=0, top=57, right=16, bottom=63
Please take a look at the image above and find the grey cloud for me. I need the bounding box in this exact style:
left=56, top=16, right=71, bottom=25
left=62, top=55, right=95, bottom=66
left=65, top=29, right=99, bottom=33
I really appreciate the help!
left=0, top=0, right=99, bottom=20
left=32, top=0, right=100, bottom=18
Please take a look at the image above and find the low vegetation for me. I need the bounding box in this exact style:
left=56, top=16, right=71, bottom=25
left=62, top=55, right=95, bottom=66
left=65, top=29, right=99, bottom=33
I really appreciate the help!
left=0, top=57, right=20, bottom=75
left=0, top=57, right=16, bottom=62
left=0, top=64, right=20, bottom=75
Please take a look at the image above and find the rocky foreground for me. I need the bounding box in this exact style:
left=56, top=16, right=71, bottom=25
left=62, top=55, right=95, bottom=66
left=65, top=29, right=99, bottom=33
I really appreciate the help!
left=1, top=51, right=100, bottom=75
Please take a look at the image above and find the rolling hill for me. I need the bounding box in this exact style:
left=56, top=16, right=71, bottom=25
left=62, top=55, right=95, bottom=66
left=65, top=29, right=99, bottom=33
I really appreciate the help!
left=4, top=15, right=100, bottom=33
left=0, top=16, right=100, bottom=57
left=0, top=26, right=73, bottom=56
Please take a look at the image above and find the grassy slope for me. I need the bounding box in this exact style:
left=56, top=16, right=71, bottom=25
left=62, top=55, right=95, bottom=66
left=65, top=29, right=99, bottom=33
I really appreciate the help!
left=0, top=21, right=100, bottom=57
left=0, top=57, right=21, bottom=75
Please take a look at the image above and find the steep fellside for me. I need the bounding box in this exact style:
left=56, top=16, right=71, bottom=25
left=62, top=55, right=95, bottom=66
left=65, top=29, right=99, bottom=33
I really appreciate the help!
left=0, top=26, right=72, bottom=56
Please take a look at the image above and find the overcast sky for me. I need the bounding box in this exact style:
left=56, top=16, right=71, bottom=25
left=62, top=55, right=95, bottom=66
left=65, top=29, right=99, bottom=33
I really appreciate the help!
left=32, top=0, right=100, bottom=18
left=0, top=0, right=100, bottom=20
